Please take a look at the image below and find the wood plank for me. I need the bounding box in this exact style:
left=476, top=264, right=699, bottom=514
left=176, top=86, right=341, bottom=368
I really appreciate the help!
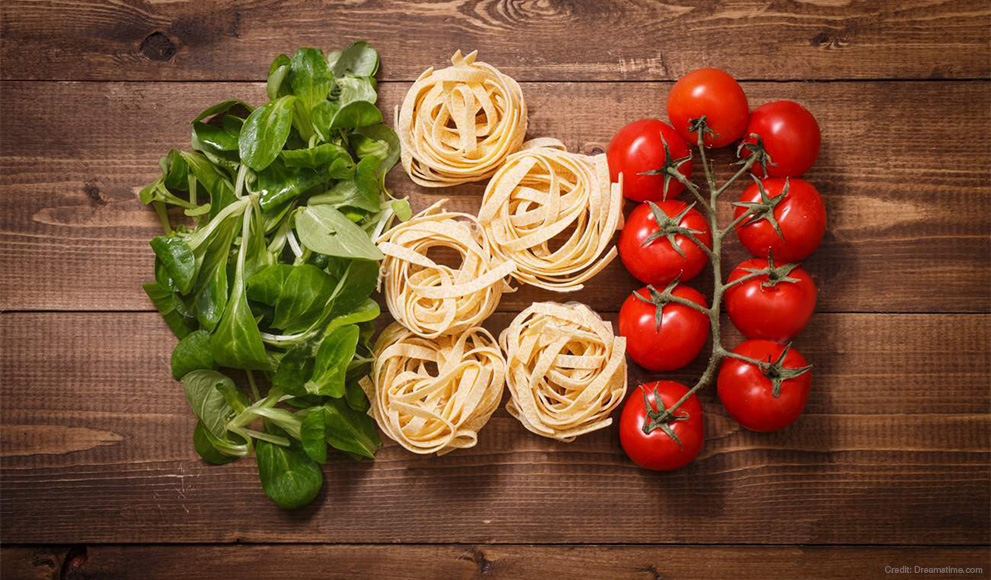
left=1, top=0, right=988, bottom=81
left=3, top=545, right=990, bottom=580
left=1, top=312, right=987, bottom=545
left=2, top=81, right=988, bottom=313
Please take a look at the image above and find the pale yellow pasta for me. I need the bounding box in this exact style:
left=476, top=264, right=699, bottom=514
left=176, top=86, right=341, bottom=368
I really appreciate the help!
left=477, top=144, right=622, bottom=292
left=397, top=50, right=527, bottom=187
left=500, top=302, right=627, bottom=442
left=362, top=323, right=506, bottom=455
left=378, top=200, right=515, bottom=339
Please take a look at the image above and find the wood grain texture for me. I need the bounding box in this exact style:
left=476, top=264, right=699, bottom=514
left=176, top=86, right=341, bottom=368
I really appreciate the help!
left=2, top=312, right=987, bottom=545
left=3, top=545, right=990, bottom=580
left=2, top=80, right=988, bottom=313
left=1, top=0, right=989, bottom=81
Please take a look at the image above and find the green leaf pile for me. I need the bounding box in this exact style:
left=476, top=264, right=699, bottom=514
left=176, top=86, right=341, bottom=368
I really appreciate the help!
left=139, top=43, right=407, bottom=510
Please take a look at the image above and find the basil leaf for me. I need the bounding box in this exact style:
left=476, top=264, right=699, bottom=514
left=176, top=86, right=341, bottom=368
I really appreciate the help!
left=170, top=330, right=216, bottom=380
left=256, top=436, right=323, bottom=509
left=150, top=236, right=197, bottom=294
left=289, top=47, right=335, bottom=111
left=178, top=151, right=237, bottom=219
left=212, top=284, right=270, bottom=370
left=300, top=410, right=328, bottom=464
left=162, top=149, right=190, bottom=191
left=182, top=369, right=236, bottom=439
left=305, top=325, right=360, bottom=397
left=239, top=95, right=296, bottom=171
left=324, top=398, right=380, bottom=459
left=295, top=205, right=384, bottom=261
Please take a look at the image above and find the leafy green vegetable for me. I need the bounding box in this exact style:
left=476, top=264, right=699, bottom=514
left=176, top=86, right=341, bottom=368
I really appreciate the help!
left=138, top=42, right=405, bottom=510
left=296, top=205, right=384, bottom=261
left=171, top=330, right=216, bottom=380
left=306, top=325, right=360, bottom=397
left=239, top=95, right=296, bottom=171
left=257, top=430, right=324, bottom=509
left=182, top=370, right=237, bottom=439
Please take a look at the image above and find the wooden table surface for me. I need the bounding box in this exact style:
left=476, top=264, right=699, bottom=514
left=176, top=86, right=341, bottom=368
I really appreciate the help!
left=2, top=1, right=990, bottom=578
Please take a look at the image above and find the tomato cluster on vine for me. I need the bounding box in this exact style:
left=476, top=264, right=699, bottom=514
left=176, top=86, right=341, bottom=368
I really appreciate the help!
left=607, top=68, right=826, bottom=471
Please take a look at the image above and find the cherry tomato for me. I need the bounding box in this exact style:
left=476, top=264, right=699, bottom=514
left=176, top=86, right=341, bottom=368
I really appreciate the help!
left=725, top=257, right=817, bottom=341
left=607, top=119, right=693, bottom=202
left=717, top=340, right=812, bottom=432
left=734, top=177, right=826, bottom=262
left=620, top=381, right=704, bottom=471
left=618, top=200, right=712, bottom=286
left=619, top=284, right=709, bottom=372
left=667, top=68, right=749, bottom=148
left=741, top=100, right=820, bottom=177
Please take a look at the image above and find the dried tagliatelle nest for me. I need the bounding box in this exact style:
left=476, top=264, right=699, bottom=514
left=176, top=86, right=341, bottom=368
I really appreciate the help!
left=397, top=50, right=527, bottom=187
left=500, top=302, right=627, bottom=442
left=378, top=200, right=515, bottom=339
left=362, top=322, right=506, bottom=455
left=477, top=142, right=623, bottom=292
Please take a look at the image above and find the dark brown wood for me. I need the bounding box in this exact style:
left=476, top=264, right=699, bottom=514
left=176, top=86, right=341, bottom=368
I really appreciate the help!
left=3, top=545, right=990, bottom=580
left=1, top=312, right=987, bottom=545
left=1, top=0, right=989, bottom=82
left=2, top=81, right=988, bottom=313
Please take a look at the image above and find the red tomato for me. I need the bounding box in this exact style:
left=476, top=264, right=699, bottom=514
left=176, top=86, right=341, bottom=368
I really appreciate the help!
left=620, top=381, right=704, bottom=471
left=717, top=340, right=812, bottom=432
left=667, top=68, right=749, bottom=148
left=618, top=200, right=712, bottom=285
left=741, top=100, right=821, bottom=177
left=725, top=257, right=817, bottom=341
left=607, top=119, right=693, bottom=202
left=619, top=284, right=709, bottom=372
left=734, top=177, right=826, bottom=262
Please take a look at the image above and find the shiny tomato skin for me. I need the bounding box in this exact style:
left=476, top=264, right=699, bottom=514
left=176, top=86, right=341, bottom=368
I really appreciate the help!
left=725, top=258, right=817, bottom=341
left=667, top=68, right=749, bottom=148
left=618, top=201, right=713, bottom=285
left=734, top=177, right=826, bottom=262
left=741, top=100, right=821, bottom=177
left=717, top=340, right=812, bottom=432
left=619, top=285, right=709, bottom=372
left=607, top=119, right=693, bottom=202
left=620, top=381, right=704, bottom=471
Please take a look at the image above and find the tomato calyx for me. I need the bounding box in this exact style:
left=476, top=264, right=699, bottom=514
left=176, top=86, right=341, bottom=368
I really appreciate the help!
left=640, top=384, right=690, bottom=448
left=729, top=344, right=813, bottom=397
left=638, top=130, right=693, bottom=200
left=641, top=201, right=703, bottom=258
left=733, top=175, right=788, bottom=239
left=748, top=252, right=802, bottom=290
left=737, top=134, right=774, bottom=177
left=634, top=278, right=709, bottom=331
left=688, top=116, right=718, bottom=141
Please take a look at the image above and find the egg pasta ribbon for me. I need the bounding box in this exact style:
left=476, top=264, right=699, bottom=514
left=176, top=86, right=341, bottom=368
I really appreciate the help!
left=478, top=144, right=622, bottom=292
left=397, top=50, right=527, bottom=187
left=378, top=200, right=515, bottom=338
left=362, top=323, right=506, bottom=455
left=500, top=302, right=628, bottom=442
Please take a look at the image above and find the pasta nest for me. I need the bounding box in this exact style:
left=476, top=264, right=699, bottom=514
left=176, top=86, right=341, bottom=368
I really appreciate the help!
left=500, top=302, right=627, bottom=442
left=378, top=201, right=515, bottom=339
left=362, top=322, right=506, bottom=455
left=397, top=50, right=527, bottom=187
left=477, top=143, right=622, bottom=292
